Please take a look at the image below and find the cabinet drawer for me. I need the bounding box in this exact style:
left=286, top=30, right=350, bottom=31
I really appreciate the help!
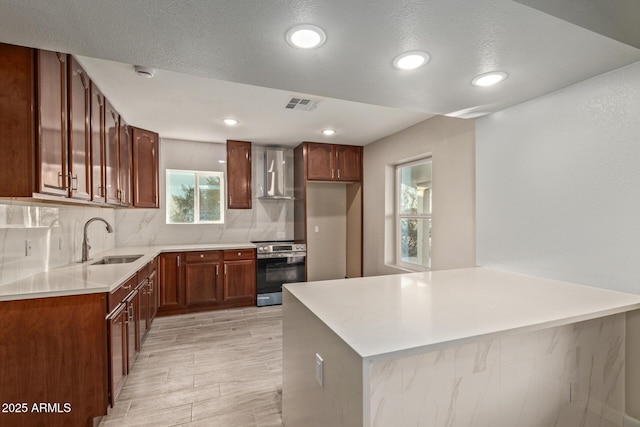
left=108, top=274, right=137, bottom=313
left=185, top=251, right=221, bottom=263
left=137, top=261, right=152, bottom=282
left=223, top=249, right=255, bottom=261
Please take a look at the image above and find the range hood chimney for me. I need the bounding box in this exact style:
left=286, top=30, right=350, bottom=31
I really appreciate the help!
left=260, top=148, right=294, bottom=200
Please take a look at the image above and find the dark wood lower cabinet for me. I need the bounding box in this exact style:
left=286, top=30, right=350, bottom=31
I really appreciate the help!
left=107, top=304, right=127, bottom=408
left=185, top=251, right=222, bottom=306
left=159, top=253, right=182, bottom=309
left=0, top=293, right=107, bottom=427
left=106, top=258, right=157, bottom=412
left=158, top=249, right=256, bottom=315
left=223, top=260, right=256, bottom=303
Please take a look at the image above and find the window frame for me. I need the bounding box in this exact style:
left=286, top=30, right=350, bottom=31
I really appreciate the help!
left=395, top=157, right=432, bottom=271
left=165, top=169, right=225, bottom=225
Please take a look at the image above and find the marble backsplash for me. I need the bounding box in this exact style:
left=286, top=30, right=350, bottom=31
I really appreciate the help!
left=0, top=202, right=116, bottom=285
left=115, top=139, right=294, bottom=247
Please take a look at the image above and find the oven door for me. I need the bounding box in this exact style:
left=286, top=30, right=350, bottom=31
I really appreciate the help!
left=256, top=254, right=306, bottom=296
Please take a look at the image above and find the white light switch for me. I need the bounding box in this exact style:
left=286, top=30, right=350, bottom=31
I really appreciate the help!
left=314, top=226, right=319, bottom=233
left=315, top=353, right=324, bottom=387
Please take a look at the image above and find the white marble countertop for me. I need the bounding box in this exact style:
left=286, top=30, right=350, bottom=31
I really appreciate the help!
left=0, top=243, right=255, bottom=301
left=283, top=267, right=640, bottom=360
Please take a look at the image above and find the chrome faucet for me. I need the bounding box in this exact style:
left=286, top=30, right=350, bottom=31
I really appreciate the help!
left=81, top=217, right=114, bottom=262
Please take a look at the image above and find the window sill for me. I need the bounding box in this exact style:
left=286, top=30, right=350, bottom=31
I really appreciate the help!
left=385, top=263, right=430, bottom=274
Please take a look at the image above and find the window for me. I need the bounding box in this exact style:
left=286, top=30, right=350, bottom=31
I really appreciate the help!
left=166, top=170, right=224, bottom=224
left=397, top=158, right=432, bottom=269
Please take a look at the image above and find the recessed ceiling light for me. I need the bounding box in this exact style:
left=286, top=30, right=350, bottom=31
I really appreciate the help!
left=392, top=51, right=430, bottom=70
left=134, top=65, right=154, bottom=78
left=286, top=24, right=326, bottom=49
left=471, top=71, right=508, bottom=87
left=222, top=118, right=239, bottom=126
left=321, top=129, right=336, bottom=136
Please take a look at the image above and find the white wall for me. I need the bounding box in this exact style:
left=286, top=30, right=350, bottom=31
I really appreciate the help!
left=115, top=138, right=293, bottom=246
left=306, top=183, right=347, bottom=281
left=363, top=115, right=476, bottom=276
left=476, top=60, right=640, bottom=295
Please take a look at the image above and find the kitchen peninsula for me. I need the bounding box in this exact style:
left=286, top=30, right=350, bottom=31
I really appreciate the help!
left=282, top=267, right=640, bottom=427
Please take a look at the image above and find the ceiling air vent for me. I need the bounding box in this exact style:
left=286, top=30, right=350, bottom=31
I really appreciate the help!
left=285, top=97, right=321, bottom=111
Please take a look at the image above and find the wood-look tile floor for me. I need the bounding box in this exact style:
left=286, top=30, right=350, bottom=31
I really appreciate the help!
left=99, top=306, right=283, bottom=427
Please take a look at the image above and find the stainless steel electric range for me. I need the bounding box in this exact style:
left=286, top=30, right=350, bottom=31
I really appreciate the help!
left=252, top=240, right=306, bottom=306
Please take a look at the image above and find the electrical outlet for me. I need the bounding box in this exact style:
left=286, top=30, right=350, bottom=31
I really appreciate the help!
left=314, top=225, right=319, bottom=233
left=25, top=240, right=32, bottom=256
left=315, top=353, right=324, bottom=387
left=569, top=382, right=575, bottom=403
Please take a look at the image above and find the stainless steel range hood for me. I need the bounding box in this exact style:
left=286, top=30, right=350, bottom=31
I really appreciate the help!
left=259, top=148, right=294, bottom=200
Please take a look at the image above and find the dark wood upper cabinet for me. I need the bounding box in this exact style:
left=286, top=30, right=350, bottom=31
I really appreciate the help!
left=118, top=119, right=132, bottom=206
left=0, top=43, right=159, bottom=208
left=37, top=50, right=68, bottom=196
left=304, top=142, right=362, bottom=182
left=131, top=127, right=159, bottom=208
left=306, top=142, right=334, bottom=181
left=335, top=144, right=362, bottom=182
left=67, top=56, right=92, bottom=200
left=104, top=99, right=120, bottom=205
left=0, top=43, right=36, bottom=197
left=90, top=81, right=106, bottom=202
left=226, top=140, right=252, bottom=209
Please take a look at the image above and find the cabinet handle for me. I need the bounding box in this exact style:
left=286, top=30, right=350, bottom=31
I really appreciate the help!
left=121, top=190, right=125, bottom=202
left=71, top=174, right=78, bottom=191
left=149, top=279, right=153, bottom=292
left=127, top=305, right=133, bottom=323
left=337, top=169, right=341, bottom=179
left=237, top=252, right=241, bottom=256
left=216, top=264, right=219, bottom=276
left=224, top=264, right=227, bottom=275
left=123, top=283, right=132, bottom=290
left=58, top=172, right=68, bottom=189
left=200, top=254, right=204, bottom=258
left=177, top=255, right=180, bottom=268
left=97, top=185, right=105, bottom=197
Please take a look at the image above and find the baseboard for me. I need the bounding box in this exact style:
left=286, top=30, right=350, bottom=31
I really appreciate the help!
left=625, top=414, right=640, bottom=427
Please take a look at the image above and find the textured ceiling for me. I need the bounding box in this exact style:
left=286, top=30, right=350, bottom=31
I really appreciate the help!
left=0, top=0, right=638, bottom=145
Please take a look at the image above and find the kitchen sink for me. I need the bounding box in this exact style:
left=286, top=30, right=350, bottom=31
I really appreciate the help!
left=91, top=255, right=143, bottom=265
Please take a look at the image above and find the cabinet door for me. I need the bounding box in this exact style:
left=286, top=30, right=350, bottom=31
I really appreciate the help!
left=132, top=127, right=159, bottom=208
left=107, top=304, right=127, bottom=407
left=90, top=82, right=106, bottom=202
left=335, top=145, right=362, bottom=182
left=125, top=289, right=139, bottom=370
left=104, top=99, right=120, bottom=205
left=159, top=253, right=182, bottom=309
left=67, top=56, right=92, bottom=200
left=226, top=140, right=252, bottom=209
left=223, top=259, right=256, bottom=302
left=0, top=43, right=36, bottom=198
left=37, top=50, right=68, bottom=196
left=137, top=281, right=149, bottom=345
left=118, top=119, right=132, bottom=206
left=306, top=142, right=334, bottom=181
left=148, top=269, right=158, bottom=325
left=185, top=260, right=222, bottom=306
